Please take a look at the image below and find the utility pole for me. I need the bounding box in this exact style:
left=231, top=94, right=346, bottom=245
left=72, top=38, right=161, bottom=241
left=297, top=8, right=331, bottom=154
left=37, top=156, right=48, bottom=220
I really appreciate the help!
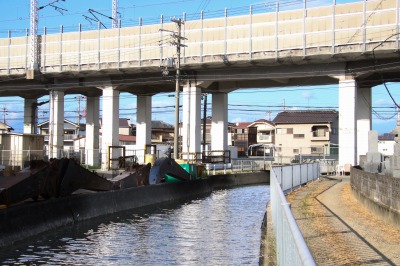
left=29, top=0, right=67, bottom=79
left=28, top=0, right=38, bottom=79
left=161, top=18, right=186, bottom=160
left=202, top=93, right=208, bottom=152
left=76, top=96, right=85, bottom=137
left=32, top=100, right=49, bottom=134
left=173, top=18, right=183, bottom=160
left=112, top=0, right=118, bottom=28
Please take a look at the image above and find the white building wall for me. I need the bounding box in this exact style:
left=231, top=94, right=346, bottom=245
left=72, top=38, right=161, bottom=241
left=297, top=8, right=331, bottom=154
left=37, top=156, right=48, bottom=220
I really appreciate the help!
left=378, top=140, right=395, bottom=156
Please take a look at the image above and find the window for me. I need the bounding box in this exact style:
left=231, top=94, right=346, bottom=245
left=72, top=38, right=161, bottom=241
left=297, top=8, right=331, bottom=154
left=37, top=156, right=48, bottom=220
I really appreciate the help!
left=276, top=128, right=286, bottom=135
left=312, top=126, right=329, bottom=137
left=293, top=134, right=305, bottom=139
left=236, top=128, right=243, bottom=134
left=311, top=146, right=324, bottom=154
left=313, top=129, right=326, bottom=137
left=236, top=134, right=247, bottom=141
left=293, top=149, right=299, bottom=153
left=258, top=131, right=271, bottom=141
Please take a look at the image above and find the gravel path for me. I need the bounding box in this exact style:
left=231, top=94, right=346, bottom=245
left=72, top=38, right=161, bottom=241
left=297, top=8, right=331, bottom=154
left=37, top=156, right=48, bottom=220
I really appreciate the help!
left=262, top=176, right=400, bottom=265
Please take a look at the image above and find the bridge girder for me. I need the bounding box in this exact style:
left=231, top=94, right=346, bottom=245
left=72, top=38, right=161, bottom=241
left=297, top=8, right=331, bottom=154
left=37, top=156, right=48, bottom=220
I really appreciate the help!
left=0, top=58, right=400, bottom=98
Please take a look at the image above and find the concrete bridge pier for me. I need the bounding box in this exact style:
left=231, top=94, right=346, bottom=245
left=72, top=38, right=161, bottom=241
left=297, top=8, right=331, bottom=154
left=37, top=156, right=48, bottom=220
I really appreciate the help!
left=338, top=78, right=371, bottom=166
left=23, top=98, right=38, bottom=134
left=182, top=82, right=202, bottom=160
left=357, top=86, right=372, bottom=164
left=136, top=95, right=152, bottom=164
left=86, top=96, right=100, bottom=167
left=211, top=92, right=228, bottom=151
left=48, top=90, right=65, bottom=159
left=101, top=86, right=120, bottom=170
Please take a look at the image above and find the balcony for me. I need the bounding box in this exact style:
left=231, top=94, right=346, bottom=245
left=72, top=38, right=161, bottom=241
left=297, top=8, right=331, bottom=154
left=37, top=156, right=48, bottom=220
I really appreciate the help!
left=312, top=132, right=329, bottom=141
left=257, top=134, right=272, bottom=143
left=44, top=134, right=78, bottom=141
left=312, top=127, right=329, bottom=141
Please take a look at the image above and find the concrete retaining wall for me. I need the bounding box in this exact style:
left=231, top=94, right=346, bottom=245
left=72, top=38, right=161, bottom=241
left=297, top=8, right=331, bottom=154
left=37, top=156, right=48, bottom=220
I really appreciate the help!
left=0, top=171, right=269, bottom=248
left=350, top=167, right=400, bottom=228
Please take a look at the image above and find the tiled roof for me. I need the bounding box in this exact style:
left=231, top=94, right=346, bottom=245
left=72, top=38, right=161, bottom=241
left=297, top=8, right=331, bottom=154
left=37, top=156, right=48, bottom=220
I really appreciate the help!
left=235, top=122, right=253, bottom=128
left=119, top=134, right=136, bottom=142
left=250, top=119, right=275, bottom=127
left=273, top=110, right=338, bottom=124
left=152, top=120, right=174, bottom=129
left=378, top=133, right=395, bottom=141
left=119, top=118, right=131, bottom=127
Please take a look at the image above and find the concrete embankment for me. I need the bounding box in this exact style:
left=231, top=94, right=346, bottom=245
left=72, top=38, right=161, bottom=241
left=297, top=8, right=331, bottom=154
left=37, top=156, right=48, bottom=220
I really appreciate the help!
left=0, top=171, right=269, bottom=248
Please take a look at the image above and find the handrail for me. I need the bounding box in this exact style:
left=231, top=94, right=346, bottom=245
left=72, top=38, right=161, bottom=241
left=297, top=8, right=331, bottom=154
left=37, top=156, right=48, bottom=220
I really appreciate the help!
left=270, top=163, right=319, bottom=265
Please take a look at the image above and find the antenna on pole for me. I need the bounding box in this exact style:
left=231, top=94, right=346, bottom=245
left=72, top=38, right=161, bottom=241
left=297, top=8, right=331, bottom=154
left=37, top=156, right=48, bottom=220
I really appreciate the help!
left=2, top=106, right=8, bottom=124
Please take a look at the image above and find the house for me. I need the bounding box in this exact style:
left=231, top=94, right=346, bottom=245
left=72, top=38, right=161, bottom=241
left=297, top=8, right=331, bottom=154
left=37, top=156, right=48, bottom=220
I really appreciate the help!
left=100, top=118, right=134, bottom=136
left=378, top=133, right=395, bottom=156
left=199, top=116, right=235, bottom=149
left=231, top=122, right=256, bottom=157
left=247, top=119, right=275, bottom=156
left=273, top=110, right=339, bottom=163
left=0, top=122, right=13, bottom=134
left=38, top=119, right=81, bottom=150
left=150, top=120, right=174, bottom=143
left=178, top=116, right=235, bottom=152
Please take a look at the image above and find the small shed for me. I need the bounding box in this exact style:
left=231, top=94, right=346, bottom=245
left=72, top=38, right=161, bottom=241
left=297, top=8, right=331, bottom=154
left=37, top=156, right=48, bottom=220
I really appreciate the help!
left=0, top=133, right=45, bottom=168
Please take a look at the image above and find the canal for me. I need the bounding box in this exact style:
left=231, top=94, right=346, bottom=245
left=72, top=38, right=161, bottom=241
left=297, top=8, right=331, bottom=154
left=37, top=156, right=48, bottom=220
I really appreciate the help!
left=0, top=185, right=270, bottom=265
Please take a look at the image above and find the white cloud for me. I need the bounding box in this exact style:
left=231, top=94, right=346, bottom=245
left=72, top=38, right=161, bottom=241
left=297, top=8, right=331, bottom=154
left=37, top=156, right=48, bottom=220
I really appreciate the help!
left=230, top=117, right=243, bottom=123
left=302, top=92, right=315, bottom=100
left=374, top=98, right=390, bottom=106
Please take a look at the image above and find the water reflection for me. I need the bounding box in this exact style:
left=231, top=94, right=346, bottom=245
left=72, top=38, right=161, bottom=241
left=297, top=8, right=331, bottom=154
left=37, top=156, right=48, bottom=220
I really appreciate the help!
left=1, top=185, right=269, bottom=265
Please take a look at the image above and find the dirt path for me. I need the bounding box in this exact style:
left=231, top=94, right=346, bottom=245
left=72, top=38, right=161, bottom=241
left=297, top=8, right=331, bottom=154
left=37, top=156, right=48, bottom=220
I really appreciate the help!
left=285, top=177, right=400, bottom=265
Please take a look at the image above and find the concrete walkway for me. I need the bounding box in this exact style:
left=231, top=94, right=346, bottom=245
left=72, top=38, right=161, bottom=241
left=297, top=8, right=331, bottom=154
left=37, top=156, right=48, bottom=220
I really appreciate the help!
left=262, top=176, right=400, bottom=265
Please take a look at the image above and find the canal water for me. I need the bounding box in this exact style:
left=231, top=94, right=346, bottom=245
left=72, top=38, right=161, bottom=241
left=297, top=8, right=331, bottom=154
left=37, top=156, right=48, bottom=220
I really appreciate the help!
left=0, top=185, right=269, bottom=265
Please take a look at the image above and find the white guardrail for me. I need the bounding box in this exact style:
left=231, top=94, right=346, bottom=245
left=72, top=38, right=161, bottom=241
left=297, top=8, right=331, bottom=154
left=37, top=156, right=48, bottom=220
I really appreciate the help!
left=270, top=163, right=320, bottom=266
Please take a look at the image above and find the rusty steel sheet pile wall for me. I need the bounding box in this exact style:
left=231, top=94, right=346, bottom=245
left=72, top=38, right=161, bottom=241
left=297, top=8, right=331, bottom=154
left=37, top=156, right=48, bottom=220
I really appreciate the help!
left=350, top=167, right=400, bottom=228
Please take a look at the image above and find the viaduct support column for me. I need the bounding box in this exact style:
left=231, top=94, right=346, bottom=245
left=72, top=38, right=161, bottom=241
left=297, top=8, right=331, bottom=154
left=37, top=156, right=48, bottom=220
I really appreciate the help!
left=101, top=87, right=119, bottom=170
left=211, top=92, right=228, bottom=151
left=357, top=86, right=372, bottom=162
left=182, top=83, right=202, bottom=160
left=49, top=90, right=64, bottom=159
left=136, top=95, right=152, bottom=164
left=23, top=98, right=37, bottom=134
left=339, top=78, right=371, bottom=166
left=86, top=96, right=100, bottom=167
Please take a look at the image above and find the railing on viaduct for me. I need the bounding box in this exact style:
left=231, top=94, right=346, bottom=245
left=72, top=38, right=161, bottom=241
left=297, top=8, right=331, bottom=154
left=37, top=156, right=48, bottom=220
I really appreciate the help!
left=0, top=0, right=399, bottom=76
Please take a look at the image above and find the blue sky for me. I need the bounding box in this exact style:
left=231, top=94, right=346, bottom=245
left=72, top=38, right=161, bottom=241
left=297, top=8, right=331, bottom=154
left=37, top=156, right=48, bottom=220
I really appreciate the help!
left=1, top=0, right=399, bottom=134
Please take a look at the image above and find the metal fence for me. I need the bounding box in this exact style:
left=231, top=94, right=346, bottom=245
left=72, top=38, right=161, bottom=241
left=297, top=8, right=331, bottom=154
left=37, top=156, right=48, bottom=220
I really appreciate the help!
left=0, top=148, right=170, bottom=169
left=270, top=163, right=319, bottom=265
left=0, top=149, right=46, bottom=168
left=204, top=158, right=271, bottom=175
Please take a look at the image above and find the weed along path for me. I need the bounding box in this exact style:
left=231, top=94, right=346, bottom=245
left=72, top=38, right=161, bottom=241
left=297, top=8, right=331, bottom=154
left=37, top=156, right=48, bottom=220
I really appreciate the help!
left=286, top=177, right=400, bottom=265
